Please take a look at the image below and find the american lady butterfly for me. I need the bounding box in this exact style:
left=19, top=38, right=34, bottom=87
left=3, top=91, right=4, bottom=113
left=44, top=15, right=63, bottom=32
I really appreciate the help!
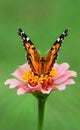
left=18, top=28, right=68, bottom=76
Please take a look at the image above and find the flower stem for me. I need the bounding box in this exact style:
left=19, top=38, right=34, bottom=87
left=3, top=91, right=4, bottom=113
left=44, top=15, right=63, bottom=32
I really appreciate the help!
left=38, top=98, right=46, bottom=130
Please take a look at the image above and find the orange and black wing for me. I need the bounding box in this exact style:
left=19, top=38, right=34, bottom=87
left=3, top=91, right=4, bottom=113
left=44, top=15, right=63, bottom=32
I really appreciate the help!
left=18, top=28, right=40, bottom=75
left=45, top=29, right=69, bottom=74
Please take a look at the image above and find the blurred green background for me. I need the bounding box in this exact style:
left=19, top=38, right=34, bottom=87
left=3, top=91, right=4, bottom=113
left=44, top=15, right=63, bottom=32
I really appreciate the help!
left=0, top=0, right=80, bottom=130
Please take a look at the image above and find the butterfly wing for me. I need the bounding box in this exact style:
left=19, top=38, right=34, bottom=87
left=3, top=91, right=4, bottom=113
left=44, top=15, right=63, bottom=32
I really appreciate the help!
left=18, top=28, right=40, bottom=75
left=45, top=29, right=68, bottom=74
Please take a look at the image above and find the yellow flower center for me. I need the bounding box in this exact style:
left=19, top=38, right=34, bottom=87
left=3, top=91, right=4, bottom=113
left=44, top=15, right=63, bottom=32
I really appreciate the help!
left=22, top=68, right=58, bottom=85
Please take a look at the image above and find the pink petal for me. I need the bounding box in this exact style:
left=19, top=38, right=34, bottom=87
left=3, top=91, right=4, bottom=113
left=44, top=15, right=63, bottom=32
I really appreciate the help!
left=54, top=63, right=70, bottom=71
left=12, top=63, right=30, bottom=80
left=17, top=88, right=27, bottom=95
left=39, top=85, right=52, bottom=94
left=19, top=63, right=30, bottom=73
left=27, top=83, right=40, bottom=89
left=53, top=79, right=75, bottom=91
left=54, top=71, right=77, bottom=84
left=27, top=84, right=41, bottom=93
left=41, top=88, right=52, bottom=94
left=56, top=84, right=66, bottom=91
left=54, top=63, right=70, bottom=79
left=54, top=63, right=59, bottom=70
left=52, top=86, right=57, bottom=90
left=63, top=79, right=75, bottom=85
left=12, top=69, right=23, bottom=80
left=4, top=79, right=21, bottom=88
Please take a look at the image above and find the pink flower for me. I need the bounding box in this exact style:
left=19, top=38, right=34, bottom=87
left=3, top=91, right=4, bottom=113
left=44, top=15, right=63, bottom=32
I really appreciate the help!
left=4, top=63, right=77, bottom=95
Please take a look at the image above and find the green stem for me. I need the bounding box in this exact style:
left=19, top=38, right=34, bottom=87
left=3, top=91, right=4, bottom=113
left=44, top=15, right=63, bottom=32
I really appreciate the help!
left=38, top=98, right=46, bottom=130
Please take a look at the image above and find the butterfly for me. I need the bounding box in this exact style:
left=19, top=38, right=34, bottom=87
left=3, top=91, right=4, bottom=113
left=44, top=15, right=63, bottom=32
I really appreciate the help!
left=18, top=28, right=68, bottom=76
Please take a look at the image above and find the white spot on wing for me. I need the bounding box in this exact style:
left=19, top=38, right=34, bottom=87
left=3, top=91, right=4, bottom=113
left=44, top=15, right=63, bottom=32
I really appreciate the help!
left=21, top=31, right=24, bottom=35
left=57, top=38, right=60, bottom=42
left=61, top=37, right=64, bottom=41
left=26, top=37, right=30, bottom=41
left=23, top=37, right=26, bottom=40
left=63, top=31, right=66, bottom=36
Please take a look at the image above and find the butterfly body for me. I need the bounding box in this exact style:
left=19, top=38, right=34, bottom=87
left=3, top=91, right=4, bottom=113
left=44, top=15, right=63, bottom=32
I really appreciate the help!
left=18, top=28, right=68, bottom=76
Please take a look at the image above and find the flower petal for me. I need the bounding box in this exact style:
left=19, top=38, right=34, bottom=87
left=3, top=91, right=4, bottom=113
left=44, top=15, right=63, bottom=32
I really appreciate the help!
left=54, top=63, right=70, bottom=79
left=12, top=69, right=23, bottom=80
left=28, top=83, right=40, bottom=89
left=39, top=85, right=52, bottom=94
left=54, top=63, right=69, bottom=71
left=17, top=88, right=27, bottom=95
left=56, top=84, right=66, bottom=91
left=4, top=79, right=21, bottom=88
left=54, top=71, right=77, bottom=84
left=53, top=79, right=75, bottom=91
left=63, top=78, right=75, bottom=85
left=19, top=63, right=30, bottom=73
left=12, top=63, right=30, bottom=80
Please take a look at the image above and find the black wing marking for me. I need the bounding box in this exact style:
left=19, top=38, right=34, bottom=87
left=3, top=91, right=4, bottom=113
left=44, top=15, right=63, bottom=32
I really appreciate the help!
left=45, top=29, right=69, bottom=73
left=18, top=28, right=40, bottom=75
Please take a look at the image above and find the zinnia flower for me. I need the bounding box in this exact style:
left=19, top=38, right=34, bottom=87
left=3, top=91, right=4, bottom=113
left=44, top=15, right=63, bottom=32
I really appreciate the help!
left=4, top=62, right=77, bottom=95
